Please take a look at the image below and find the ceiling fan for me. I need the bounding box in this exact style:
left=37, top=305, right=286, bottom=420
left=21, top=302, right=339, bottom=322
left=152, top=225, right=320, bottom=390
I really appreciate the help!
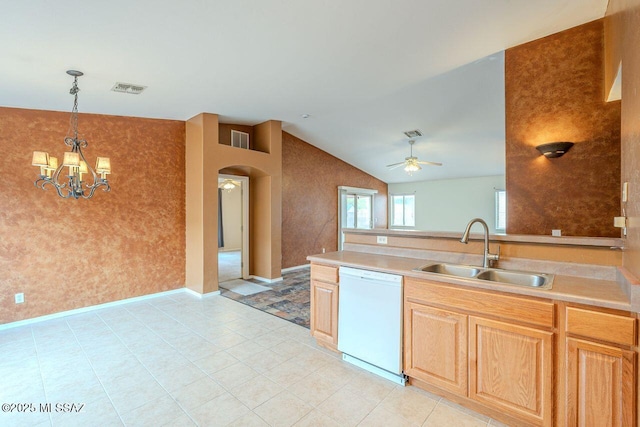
left=218, top=178, right=241, bottom=192
left=386, top=140, right=442, bottom=175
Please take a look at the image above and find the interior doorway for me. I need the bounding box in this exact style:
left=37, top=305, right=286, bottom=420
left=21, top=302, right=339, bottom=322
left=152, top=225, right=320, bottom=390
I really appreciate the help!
left=218, top=174, right=249, bottom=283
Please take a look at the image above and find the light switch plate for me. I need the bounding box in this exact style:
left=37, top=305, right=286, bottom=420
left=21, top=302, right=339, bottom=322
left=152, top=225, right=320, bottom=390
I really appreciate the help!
left=622, top=182, right=629, bottom=202
left=376, top=236, right=388, bottom=244
left=552, top=229, right=562, bottom=237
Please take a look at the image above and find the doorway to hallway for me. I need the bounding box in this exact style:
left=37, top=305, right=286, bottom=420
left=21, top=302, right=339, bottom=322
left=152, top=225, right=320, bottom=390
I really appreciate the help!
left=217, top=174, right=249, bottom=284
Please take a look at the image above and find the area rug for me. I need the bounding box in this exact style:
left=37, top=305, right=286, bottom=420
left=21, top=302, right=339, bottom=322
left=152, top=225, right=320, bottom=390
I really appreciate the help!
left=220, top=267, right=311, bottom=328
left=219, top=279, right=271, bottom=296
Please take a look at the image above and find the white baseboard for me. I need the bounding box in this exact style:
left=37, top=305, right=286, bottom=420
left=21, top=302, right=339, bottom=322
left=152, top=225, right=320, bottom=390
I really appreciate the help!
left=250, top=275, right=283, bottom=284
left=184, top=288, right=221, bottom=299
left=0, top=288, right=203, bottom=331
left=281, top=264, right=310, bottom=273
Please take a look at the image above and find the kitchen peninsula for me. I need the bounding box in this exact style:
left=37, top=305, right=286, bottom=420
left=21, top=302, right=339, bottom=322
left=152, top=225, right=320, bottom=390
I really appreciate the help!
left=308, top=228, right=638, bottom=427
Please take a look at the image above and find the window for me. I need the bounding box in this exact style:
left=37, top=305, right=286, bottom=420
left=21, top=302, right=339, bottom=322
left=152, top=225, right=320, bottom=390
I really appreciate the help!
left=391, top=194, right=415, bottom=227
left=495, top=190, right=506, bottom=233
left=345, top=194, right=373, bottom=229
left=338, top=186, right=378, bottom=250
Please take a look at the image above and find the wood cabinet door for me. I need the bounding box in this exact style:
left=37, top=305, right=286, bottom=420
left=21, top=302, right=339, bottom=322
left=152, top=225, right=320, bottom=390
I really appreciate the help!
left=469, top=316, right=553, bottom=426
left=404, top=302, right=468, bottom=396
left=566, top=338, right=635, bottom=427
left=310, top=280, right=338, bottom=345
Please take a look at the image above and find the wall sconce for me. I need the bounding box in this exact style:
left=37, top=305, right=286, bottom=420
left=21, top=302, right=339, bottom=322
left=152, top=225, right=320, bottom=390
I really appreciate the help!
left=535, top=142, right=574, bottom=158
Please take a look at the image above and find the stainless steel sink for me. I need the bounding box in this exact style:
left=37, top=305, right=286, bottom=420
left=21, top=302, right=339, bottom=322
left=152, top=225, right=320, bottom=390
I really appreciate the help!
left=413, top=262, right=553, bottom=290
left=414, top=263, right=482, bottom=278
left=476, top=269, right=553, bottom=289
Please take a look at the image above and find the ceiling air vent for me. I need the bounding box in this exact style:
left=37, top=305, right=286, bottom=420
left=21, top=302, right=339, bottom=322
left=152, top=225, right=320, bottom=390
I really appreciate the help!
left=111, top=82, right=147, bottom=95
left=403, top=129, right=423, bottom=138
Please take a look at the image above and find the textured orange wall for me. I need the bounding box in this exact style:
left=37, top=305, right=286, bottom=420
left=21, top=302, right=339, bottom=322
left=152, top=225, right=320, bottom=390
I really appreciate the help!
left=282, top=131, right=388, bottom=268
left=606, top=0, right=640, bottom=279
left=505, top=19, right=621, bottom=237
left=0, top=107, right=185, bottom=324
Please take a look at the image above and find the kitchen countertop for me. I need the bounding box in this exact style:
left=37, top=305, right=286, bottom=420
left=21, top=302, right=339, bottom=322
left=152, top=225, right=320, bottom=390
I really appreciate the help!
left=307, top=251, right=632, bottom=312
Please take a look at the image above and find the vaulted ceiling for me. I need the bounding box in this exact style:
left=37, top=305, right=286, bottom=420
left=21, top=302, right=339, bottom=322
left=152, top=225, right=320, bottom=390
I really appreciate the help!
left=0, top=0, right=607, bottom=182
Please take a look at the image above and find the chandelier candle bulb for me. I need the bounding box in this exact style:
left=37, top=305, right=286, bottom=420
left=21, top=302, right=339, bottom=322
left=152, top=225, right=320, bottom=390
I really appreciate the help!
left=45, top=157, right=58, bottom=178
left=78, top=160, right=88, bottom=180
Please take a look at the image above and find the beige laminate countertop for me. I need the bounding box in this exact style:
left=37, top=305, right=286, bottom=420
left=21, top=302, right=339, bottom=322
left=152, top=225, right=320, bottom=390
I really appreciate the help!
left=307, top=251, right=632, bottom=312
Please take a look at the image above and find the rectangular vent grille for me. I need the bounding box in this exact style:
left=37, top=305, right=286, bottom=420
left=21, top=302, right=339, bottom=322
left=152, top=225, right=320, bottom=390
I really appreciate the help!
left=403, top=129, right=423, bottom=138
left=111, top=82, right=147, bottom=95
left=231, top=130, right=249, bottom=149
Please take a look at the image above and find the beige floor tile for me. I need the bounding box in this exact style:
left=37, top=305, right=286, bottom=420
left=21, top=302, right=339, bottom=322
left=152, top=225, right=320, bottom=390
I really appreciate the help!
left=317, top=387, right=377, bottom=425
left=359, top=406, right=418, bottom=427
left=212, top=332, right=248, bottom=349
left=263, top=360, right=312, bottom=387
left=423, top=402, right=489, bottom=427
left=230, top=375, right=284, bottom=409
left=193, top=350, right=239, bottom=374
left=187, top=392, right=249, bottom=427
left=149, top=361, right=207, bottom=392
left=233, top=325, right=273, bottom=339
left=162, top=412, right=196, bottom=426
left=270, top=340, right=309, bottom=359
left=120, top=394, right=186, bottom=427
left=293, top=410, right=342, bottom=426
left=210, top=362, right=259, bottom=390
left=227, top=412, right=270, bottom=426
left=287, top=371, right=344, bottom=407
left=252, top=331, right=288, bottom=349
left=226, top=340, right=267, bottom=360
left=379, top=387, right=438, bottom=425
left=312, top=362, right=357, bottom=388
left=342, top=371, right=396, bottom=404
left=171, top=376, right=226, bottom=412
left=289, top=347, right=334, bottom=371
left=254, top=391, right=313, bottom=427
left=439, top=399, right=491, bottom=423
left=242, top=349, right=289, bottom=373
left=107, top=379, right=168, bottom=415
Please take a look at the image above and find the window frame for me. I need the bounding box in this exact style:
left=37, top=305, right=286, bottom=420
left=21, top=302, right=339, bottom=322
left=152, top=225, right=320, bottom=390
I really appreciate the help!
left=495, top=189, right=506, bottom=233
left=389, top=193, right=416, bottom=229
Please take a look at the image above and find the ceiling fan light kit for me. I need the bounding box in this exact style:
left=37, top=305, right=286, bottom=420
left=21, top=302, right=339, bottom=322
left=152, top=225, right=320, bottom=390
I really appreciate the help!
left=386, top=139, right=442, bottom=175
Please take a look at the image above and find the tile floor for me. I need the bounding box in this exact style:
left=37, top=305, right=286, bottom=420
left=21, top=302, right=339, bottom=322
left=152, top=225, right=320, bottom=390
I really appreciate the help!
left=0, top=292, right=510, bottom=426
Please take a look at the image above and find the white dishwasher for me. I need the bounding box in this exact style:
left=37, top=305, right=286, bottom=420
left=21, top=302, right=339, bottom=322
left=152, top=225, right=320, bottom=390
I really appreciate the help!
left=337, top=266, right=405, bottom=385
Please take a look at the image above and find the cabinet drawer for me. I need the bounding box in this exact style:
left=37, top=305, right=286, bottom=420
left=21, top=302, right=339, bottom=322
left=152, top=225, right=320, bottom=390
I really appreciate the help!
left=566, top=307, right=636, bottom=347
left=311, top=264, right=339, bottom=284
left=405, top=277, right=554, bottom=329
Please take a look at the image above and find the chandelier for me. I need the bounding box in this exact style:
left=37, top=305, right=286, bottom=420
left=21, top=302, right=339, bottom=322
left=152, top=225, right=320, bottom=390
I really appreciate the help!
left=32, top=70, right=111, bottom=199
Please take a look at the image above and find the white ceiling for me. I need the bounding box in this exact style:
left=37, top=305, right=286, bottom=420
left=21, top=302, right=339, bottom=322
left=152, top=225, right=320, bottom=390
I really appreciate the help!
left=0, top=0, right=607, bottom=183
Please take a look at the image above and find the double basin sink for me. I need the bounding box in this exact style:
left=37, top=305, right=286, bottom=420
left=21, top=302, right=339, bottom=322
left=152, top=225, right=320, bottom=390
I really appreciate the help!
left=414, top=263, right=554, bottom=290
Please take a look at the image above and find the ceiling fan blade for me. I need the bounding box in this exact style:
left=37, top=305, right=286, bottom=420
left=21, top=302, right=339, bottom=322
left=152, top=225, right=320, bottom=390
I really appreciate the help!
left=417, top=160, right=443, bottom=166
left=386, top=161, right=405, bottom=168
left=387, top=163, right=406, bottom=170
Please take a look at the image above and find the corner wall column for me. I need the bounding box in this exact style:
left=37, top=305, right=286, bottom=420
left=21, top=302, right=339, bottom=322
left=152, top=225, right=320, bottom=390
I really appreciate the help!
left=186, top=113, right=219, bottom=294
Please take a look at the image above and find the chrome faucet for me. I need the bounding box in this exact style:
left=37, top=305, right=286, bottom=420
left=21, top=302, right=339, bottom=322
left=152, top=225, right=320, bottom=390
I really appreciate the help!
left=460, top=218, right=500, bottom=268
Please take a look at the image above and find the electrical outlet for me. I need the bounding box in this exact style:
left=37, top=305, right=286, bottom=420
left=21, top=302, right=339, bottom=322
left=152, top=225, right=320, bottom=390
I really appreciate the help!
left=377, top=236, right=388, bottom=244
left=322, top=248, right=326, bottom=253
left=15, top=293, right=24, bottom=304
left=552, top=230, right=562, bottom=237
